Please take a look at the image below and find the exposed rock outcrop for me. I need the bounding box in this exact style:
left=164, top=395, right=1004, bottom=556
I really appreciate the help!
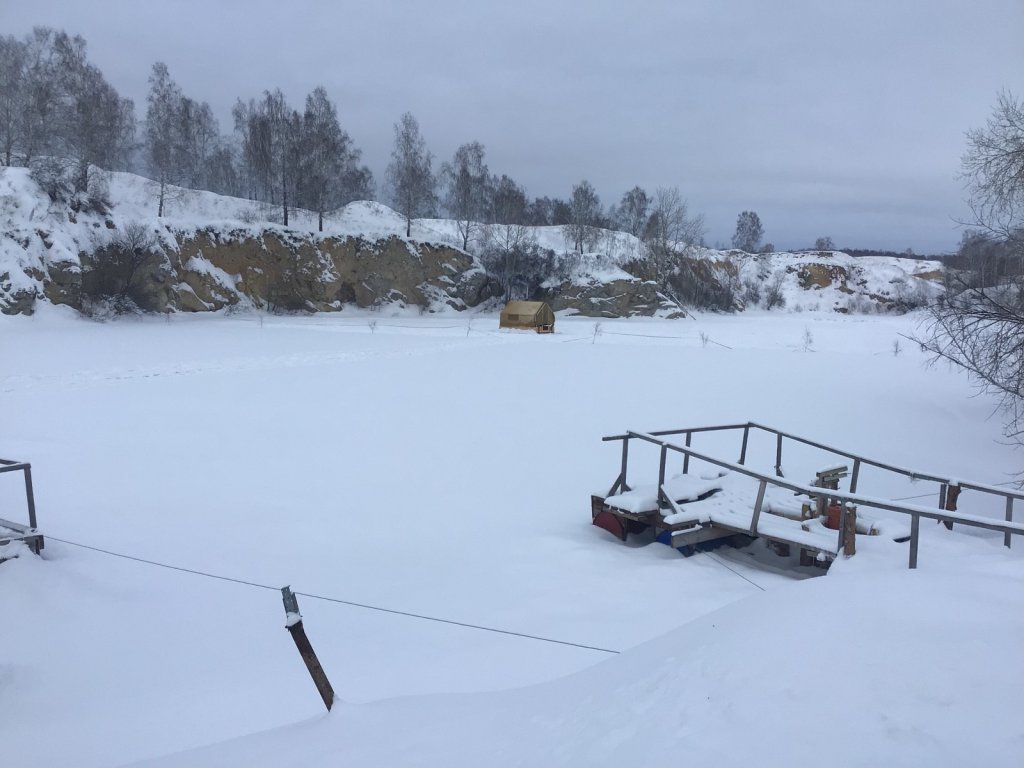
left=3, top=224, right=500, bottom=315
left=544, top=277, right=681, bottom=318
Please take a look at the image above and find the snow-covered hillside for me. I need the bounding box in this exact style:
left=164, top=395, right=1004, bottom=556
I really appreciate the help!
left=1, top=166, right=944, bottom=318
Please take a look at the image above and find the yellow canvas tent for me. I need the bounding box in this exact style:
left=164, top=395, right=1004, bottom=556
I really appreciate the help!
left=499, top=301, right=555, bottom=333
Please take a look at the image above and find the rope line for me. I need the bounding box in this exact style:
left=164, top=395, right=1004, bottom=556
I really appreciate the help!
left=291, top=589, right=619, bottom=654
left=46, top=536, right=279, bottom=591
left=45, top=535, right=619, bottom=655
left=702, top=552, right=767, bottom=591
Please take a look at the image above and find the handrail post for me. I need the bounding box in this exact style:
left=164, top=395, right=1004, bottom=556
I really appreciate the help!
left=683, top=431, right=692, bottom=474
left=909, top=514, right=920, bottom=569
left=1006, top=497, right=1014, bottom=549
left=657, top=444, right=668, bottom=511
left=739, top=425, right=750, bottom=465
left=620, top=438, right=630, bottom=492
left=23, top=465, right=37, bottom=530
left=774, top=432, right=783, bottom=477
left=938, top=482, right=947, bottom=511
left=849, top=459, right=860, bottom=494
left=838, top=503, right=847, bottom=554
left=749, top=479, right=767, bottom=535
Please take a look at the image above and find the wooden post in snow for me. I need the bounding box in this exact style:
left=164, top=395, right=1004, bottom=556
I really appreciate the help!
left=842, top=503, right=857, bottom=557
left=941, top=483, right=961, bottom=531
left=281, top=586, right=335, bottom=712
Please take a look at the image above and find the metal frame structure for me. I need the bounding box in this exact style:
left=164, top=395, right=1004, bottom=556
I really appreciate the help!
left=601, top=423, right=1024, bottom=569
left=0, top=458, right=42, bottom=554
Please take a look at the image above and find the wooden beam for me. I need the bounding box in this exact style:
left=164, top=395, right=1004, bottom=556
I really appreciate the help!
left=775, top=432, right=783, bottom=477
left=281, top=587, right=335, bottom=712
left=669, top=525, right=734, bottom=548
left=739, top=425, right=750, bottom=465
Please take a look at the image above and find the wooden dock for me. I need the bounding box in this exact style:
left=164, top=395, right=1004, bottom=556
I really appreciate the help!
left=0, top=458, right=43, bottom=557
left=592, top=423, right=1024, bottom=569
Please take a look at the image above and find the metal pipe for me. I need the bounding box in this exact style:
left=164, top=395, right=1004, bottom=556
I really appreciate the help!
left=744, top=422, right=1024, bottom=501
left=619, top=438, right=630, bottom=492
left=775, top=432, right=783, bottom=477
left=23, top=465, right=36, bottom=530
left=1006, top=497, right=1014, bottom=549
left=909, top=514, right=920, bottom=569
left=658, top=445, right=668, bottom=510
left=749, top=480, right=766, bottom=535
left=623, top=430, right=1024, bottom=538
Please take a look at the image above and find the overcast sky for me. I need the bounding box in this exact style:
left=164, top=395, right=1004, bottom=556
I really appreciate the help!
left=3, top=0, right=1022, bottom=253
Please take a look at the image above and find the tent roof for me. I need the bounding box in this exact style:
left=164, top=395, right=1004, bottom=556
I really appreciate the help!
left=502, top=301, right=549, bottom=315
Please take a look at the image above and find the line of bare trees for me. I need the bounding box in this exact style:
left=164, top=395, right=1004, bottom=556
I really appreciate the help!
left=1, top=27, right=708, bottom=251
left=0, top=28, right=134, bottom=207
left=918, top=92, right=1024, bottom=450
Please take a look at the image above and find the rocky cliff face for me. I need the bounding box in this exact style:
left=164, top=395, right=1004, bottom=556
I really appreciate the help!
left=0, top=167, right=944, bottom=319
left=2, top=218, right=499, bottom=317
left=163, top=228, right=496, bottom=314
left=543, top=277, right=682, bottom=318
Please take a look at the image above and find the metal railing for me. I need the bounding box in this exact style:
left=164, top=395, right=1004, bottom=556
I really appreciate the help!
left=0, top=458, right=39, bottom=550
left=601, top=423, right=1024, bottom=569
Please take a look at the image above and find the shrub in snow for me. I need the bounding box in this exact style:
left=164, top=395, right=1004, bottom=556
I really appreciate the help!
left=763, top=272, right=786, bottom=310
left=741, top=278, right=761, bottom=307
left=81, top=221, right=168, bottom=314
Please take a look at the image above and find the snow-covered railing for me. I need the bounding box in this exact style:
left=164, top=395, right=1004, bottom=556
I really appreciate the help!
left=0, top=458, right=41, bottom=553
left=602, top=424, right=1024, bottom=569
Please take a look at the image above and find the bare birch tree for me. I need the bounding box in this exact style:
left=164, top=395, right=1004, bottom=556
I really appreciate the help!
left=386, top=112, right=436, bottom=237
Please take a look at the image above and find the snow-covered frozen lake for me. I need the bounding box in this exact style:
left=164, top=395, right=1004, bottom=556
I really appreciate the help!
left=2, top=308, right=1022, bottom=767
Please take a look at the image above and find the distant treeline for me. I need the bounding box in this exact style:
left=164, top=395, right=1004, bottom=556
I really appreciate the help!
left=0, top=26, right=942, bottom=264
left=836, top=248, right=945, bottom=261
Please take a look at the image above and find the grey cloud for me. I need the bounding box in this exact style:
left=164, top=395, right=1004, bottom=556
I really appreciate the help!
left=1, top=0, right=1020, bottom=253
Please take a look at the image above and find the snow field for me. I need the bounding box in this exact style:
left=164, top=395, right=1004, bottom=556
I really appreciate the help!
left=1, top=309, right=1022, bottom=767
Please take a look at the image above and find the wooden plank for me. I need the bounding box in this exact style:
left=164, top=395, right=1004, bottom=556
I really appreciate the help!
left=669, top=524, right=735, bottom=548
left=281, top=587, right=335, bottom=712
left=659, top=488, right=702, bottom=530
